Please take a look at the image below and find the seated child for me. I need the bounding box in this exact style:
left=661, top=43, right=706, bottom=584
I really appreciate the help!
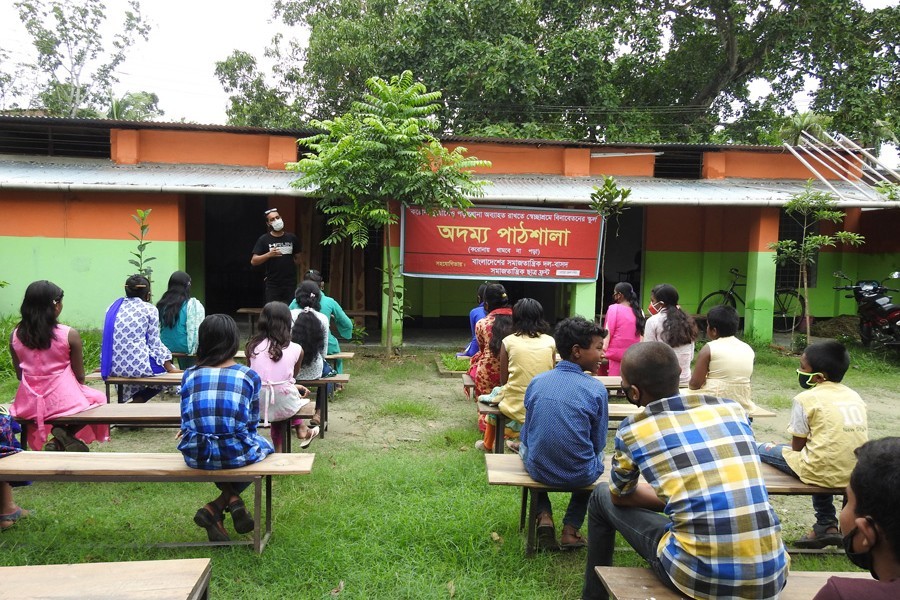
left=458, top=283, right=488, bottom=358
left=813, top=437, right=900, bottom=599
left=476, top=298, right=556, bottom=452
left=757, top=340, right=868, bottom=548
left=10, top=280, right=108, bottom=450
left=246, top=302, right=314, bottom=452
left=688, top=304, right=758, bottom=413
left=518, top=316, right=608, bottom=551
left=178, top=314, right=275, bottom=542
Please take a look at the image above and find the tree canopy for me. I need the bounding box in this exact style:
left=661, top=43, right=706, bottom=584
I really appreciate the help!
left=219, top=0, right=898, bottom=146
left=2, top=0, right=151, bottom=118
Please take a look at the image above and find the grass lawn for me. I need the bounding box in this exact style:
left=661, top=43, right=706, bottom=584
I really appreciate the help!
left=2, top=325, right=899, bottom=598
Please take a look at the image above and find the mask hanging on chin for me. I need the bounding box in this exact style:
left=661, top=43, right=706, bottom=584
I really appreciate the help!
left=647, top=302, right=660, bottom=316
left=271, top=218, right=285, bottom=232
left=842, top=525, right=878, bottom=579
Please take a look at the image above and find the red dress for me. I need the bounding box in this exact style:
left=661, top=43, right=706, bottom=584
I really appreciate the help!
left=468, top=307, right=513, bottom=429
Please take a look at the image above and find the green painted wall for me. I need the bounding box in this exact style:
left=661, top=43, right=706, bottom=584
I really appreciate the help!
left=405, top=277, right=485, bottom=319
left=642, top=251, right=751, bottom=313
left=0, top=237, right=184, bottom=328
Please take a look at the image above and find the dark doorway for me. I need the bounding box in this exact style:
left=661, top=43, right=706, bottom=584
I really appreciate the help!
left=598, top=206, right=645, bottom=314
left=204, top=195, right=268, bottom=315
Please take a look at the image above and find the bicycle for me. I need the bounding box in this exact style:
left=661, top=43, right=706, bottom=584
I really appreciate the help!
left=696, top=268, right=806, bottom=333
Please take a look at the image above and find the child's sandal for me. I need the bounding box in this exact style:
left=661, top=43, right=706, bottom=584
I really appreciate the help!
left=225, top=498, right=255, bottom=535
left=193, top=503, right=229, bottom=542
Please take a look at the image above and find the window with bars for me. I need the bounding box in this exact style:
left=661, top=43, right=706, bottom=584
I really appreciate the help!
left=775, top=208, right=818, bottom=289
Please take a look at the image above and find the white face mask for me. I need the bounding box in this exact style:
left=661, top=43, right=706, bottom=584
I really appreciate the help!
left=270, top=218, right=284, bottom=232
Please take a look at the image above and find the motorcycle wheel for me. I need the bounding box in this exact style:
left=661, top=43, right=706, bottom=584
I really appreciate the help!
left=859, top=322, right=873, bottom=348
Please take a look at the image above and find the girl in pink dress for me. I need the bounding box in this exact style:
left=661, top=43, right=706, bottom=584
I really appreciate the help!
left=246, top=302, right=313, bottom=452
left=602, top=282, right=645, bottom=376
left=9, top=280, right=109, bottom=451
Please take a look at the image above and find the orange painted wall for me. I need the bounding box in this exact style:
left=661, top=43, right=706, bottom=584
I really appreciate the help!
left=0, top=191, right=182, bottom=240
left=715, top=151, right=859, bottom=180
left=111, top=129, right=298, bottom=169
left=645, top=206, right=767, bottom=252
left=445, top=142, right=657, bottom=176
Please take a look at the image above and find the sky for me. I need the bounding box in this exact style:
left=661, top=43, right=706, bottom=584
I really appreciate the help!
left=0, top=0, right=897, bottom=165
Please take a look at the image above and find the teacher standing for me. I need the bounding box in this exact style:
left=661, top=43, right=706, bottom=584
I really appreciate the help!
left=251, top=208, right=303, bottom=304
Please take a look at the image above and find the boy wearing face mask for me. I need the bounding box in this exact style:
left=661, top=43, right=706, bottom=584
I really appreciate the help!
left=757, top=340, right=868, bottom=549
left=813, top=437, right=900, bottom=599
left=251, top=208, right=302, bottom=304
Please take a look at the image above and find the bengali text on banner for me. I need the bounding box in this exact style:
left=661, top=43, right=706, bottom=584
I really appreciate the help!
left=401, top=206, right=602, bottom=282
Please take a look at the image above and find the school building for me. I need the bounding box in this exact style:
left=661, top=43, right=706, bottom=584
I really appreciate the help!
left=0, top=115, right=898, bottom=343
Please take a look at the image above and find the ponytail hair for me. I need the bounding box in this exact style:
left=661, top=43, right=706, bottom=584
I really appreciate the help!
left=247, top=301, right=292, bottom=363
left=614, top=282, right=645, bottom=336
left=295, top=280, right=322, bottom=311
left=651, top=283, right=696, bottom=347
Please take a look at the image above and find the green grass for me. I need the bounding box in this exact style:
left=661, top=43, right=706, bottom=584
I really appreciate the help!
left=2, top=332, right=898, bottom=598
left=440, top=353, right=471, bottom=372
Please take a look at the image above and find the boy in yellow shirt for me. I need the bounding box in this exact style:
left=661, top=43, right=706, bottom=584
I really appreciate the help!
left=757, top=340, right=868, bottom=548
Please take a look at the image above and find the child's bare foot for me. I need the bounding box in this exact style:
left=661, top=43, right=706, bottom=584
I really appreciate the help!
left=560, top=524, right=587, bottom=549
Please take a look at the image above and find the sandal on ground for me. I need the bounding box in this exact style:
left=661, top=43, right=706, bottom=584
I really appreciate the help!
left=793, top=523, right=842, bottom=549
left=0, top=507, right=32, bottom=532
left=225, top=498, right=255, bottom=535
left=308, top=412, right=321, bottom=428
left=560, top=526, right=587, bottom=550
left=300, top=426, right=320, bottom=449
left=193, top=503, right=230, bottom=542
left=505, top=440, right=521, bottom=453
left=42, top=437, right=63, bottom=451
left=51, top=426, right=89, bottom=452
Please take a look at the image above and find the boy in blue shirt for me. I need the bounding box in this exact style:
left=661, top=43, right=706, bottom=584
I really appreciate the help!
left=517, top=316, right=608, bottom=550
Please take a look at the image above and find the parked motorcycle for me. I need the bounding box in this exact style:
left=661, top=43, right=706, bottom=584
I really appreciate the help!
left=833, top=271, right=900, bottom=348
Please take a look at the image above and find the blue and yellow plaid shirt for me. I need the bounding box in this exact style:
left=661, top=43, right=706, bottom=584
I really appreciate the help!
left=612, top=394, right=788, bottom=600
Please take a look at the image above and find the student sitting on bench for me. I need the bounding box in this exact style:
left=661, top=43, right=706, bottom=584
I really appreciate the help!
left=813, top=436, right=900, bottom=599
left=582, top=341, right=788, bottom=600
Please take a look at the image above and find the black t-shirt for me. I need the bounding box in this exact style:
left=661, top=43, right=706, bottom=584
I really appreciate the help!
left=253, top=232, right=300, bottom=287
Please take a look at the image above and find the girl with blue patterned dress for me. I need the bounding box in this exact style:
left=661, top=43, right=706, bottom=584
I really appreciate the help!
left=178, top=314, right=274, bottom=542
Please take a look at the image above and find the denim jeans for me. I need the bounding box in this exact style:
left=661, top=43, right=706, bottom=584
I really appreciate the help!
left=757, top=442, right=836, bottom=526
left=519, top=443, right=594, bottom=529
left=582, top=486, right=677, bottom=600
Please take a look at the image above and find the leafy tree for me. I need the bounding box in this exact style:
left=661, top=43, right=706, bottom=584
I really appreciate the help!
left=214, top=48, right=306, bottom=128
left=290, top=71, right=490, bottom=355
left=106, top=91, right=163, bottom=121
left=234, top=0, right=898, bottom=146
left=589, top=176, right=632, bottom=313
left=779, top=112, right=832, bottom=145
left=11, top=0, right=150, bottom=117
left=769, top=183, right=865, bottom=337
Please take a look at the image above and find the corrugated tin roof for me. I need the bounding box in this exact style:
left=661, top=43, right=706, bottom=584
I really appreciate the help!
left=0, top=114, right=318, bottom=137
left=0, top=156, right=895, bottom=207
left=0, top=155, right=311, bottom=196
left=443, top=135, right=803, bottom=153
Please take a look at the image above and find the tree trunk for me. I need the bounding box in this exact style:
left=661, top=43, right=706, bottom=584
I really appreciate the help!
left=599, top=226, right=608, bottom=322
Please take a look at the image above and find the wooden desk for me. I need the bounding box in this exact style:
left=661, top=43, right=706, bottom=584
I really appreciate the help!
left=0, top=558, right=212, bottom=600
left=237, top=307, right=262, bottom=334
left=595, top=567, right=869, bottom=600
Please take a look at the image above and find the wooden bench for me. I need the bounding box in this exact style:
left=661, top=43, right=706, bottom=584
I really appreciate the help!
left=236, top=307, right=262, bottom=334
left=462, top=373, right=476, bottom=399
left=1, top=558, right=212, bottom=600
left=0, top=451, right=314, bottom=553
left=594, top=567, right=869, bottom=600
left=477, top=402, right=775, bottom=455
left=465, top=373, right=623, bottom=401
left=180, top=350, right=355, bottom=362
left=83, top=372, right=348, bottom=440
left=16, top=402, right=315, bottom=453
left=485, top=453, right=842, bottom=556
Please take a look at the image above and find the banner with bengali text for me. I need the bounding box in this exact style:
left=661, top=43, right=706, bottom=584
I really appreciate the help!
left=401, top=205, right=602, bottom=282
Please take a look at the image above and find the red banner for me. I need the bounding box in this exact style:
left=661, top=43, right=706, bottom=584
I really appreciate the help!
left=401, top=205, right=602, bottom=282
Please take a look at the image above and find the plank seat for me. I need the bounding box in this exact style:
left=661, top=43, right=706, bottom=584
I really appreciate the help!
left=0, top=451, right=314, bottom=553
left=15, top=402, right=315, bottom=453
left=594, top=567, right=868, bottom=600
left=0, top=558, right=212, bottom=600
left=83, top=372, right=348, bottom=440
left=462, top=373, right=476, bottom=399
left=485, top=453, right=842, bottom=556
left=175, top=350, right=355, bottom=361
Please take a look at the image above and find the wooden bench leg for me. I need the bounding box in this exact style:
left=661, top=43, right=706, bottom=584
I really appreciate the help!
left=494, top=414, right=506, bottom=454
left=525, top=488, right=538, bottom=557
left=519, top=487, right=528, bottom=532
left=317, top=384, right=327, bottom=439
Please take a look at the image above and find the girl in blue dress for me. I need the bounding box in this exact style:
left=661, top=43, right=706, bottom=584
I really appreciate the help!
left=178, top=314, right=274, bottom=542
